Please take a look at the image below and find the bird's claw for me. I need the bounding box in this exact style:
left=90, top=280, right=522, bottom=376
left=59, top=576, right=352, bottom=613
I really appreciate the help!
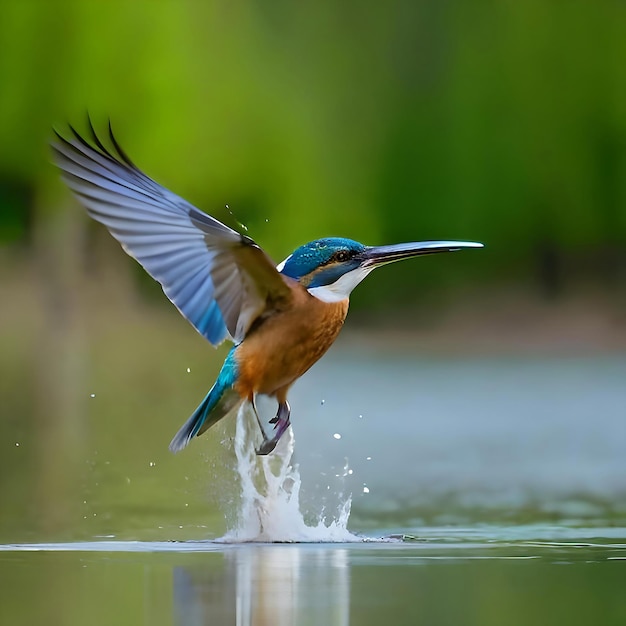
left=255, top=400, right=291, bottom=455
left=256, top=438, right=279, bottom=455
left=255, top=417, right=291, bottom=455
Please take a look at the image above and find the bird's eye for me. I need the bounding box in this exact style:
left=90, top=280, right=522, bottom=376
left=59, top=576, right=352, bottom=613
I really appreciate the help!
left=335, top=250, right=350, bottom=262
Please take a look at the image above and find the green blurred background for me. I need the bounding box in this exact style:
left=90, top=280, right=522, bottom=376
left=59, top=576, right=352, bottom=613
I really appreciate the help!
left=1, top=0, right=625, bottom=544
left=3, top=0, right=626, bottom=294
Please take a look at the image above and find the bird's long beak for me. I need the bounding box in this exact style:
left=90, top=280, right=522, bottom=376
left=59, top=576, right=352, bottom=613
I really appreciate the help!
left=361, top=241, right=484, bottom=268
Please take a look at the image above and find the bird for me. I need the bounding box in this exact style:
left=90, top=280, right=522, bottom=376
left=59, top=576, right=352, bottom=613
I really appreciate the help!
left=52, top=121, right=483, bottom=455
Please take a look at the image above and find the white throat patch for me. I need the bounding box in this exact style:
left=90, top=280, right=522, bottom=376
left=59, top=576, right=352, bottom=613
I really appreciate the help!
left=307, top=266, right=374, bottom=303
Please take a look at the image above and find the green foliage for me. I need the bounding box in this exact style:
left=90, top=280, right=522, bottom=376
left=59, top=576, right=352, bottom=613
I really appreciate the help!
left=0, top=0, right=625, bottom=301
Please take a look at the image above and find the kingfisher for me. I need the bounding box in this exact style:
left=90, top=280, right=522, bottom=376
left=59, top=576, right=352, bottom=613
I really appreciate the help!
left=52, top=122, right=483, bottom=455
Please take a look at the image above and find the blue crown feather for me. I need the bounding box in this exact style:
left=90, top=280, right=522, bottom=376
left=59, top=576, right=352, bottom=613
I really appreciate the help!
left=280, top=237, right=365, bottom=281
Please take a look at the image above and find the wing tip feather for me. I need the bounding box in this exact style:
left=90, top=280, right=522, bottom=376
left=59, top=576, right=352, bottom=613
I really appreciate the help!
left=51, top=115, right=132, bottom=169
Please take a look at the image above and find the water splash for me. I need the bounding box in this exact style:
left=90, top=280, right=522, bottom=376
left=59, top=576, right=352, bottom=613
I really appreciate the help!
left=222, top=403, right=360, bottom=543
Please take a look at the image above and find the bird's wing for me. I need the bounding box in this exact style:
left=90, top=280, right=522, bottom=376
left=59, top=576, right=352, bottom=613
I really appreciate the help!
left=52, top=122, right=293, bottom=345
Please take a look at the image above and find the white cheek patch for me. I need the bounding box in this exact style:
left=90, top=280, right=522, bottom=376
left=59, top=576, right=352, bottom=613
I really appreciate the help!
left=276, top=254, right=292, bottom=273
left=308, top=267, right=374, bottom=303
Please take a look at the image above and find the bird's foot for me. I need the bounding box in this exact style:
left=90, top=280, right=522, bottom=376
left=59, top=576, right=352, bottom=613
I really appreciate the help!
left=256, top=437, right=280, bottom=456
left=255, top=422, right=290, bottom=455
left=255, top=400, right=291, bottom=455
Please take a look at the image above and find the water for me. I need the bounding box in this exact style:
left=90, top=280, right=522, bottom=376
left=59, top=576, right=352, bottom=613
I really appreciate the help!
left=290, top=351, right=626, bottom=528
left=1, top=349, right=626, bottom=623
left=222, top=403, right=355, bottom=542
left=1, top=532, right=625, bottom=625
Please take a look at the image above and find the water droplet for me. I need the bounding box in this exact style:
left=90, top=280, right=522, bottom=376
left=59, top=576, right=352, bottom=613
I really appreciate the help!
left=341, top=459, right=351, bottom=477
left=149, top=461, right=155, bottom=467
left=366, top=456, right=372, bottom=461
left=333, top=433, right=341, bottom=440
left=363, top=486, right=370, bottom=494
left=186, top=367, right=191, bottom=373
left=321, top=399, right=325, bottom=406
left=358, top=414, right=363, bottom=419
left=90, top=393, right=96, bottom=398
left=348, top=469, right=353, bottom=475
left=15, top=442, right=19, bottom=447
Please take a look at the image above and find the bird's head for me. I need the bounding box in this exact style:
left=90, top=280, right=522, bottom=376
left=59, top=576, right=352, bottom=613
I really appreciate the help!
left=278, top=237, right=483, bottom=302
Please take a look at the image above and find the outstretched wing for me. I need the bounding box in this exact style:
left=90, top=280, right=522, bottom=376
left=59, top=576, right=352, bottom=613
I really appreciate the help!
left=52, top=121, right=292, bottom=345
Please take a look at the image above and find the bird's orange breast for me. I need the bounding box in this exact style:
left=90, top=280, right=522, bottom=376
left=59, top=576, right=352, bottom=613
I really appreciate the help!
left=234, top=286, right=349, bottom=400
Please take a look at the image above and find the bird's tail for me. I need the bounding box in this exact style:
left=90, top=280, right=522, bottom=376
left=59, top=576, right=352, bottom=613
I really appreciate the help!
left=169, top=382, right=243, bottom=453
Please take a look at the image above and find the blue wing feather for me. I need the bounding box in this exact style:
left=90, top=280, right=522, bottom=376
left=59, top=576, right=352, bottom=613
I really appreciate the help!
left=52, top=125, right=291, bottom=345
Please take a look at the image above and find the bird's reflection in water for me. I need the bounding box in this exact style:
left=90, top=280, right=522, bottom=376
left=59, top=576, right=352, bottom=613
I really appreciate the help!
left=173, top=546, right=350, bottom=625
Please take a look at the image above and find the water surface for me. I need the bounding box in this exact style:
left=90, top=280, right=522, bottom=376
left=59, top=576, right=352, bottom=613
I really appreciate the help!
left=2, top=349, right=625, bottom=624
left=1, top=527, right=625, bottom=626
